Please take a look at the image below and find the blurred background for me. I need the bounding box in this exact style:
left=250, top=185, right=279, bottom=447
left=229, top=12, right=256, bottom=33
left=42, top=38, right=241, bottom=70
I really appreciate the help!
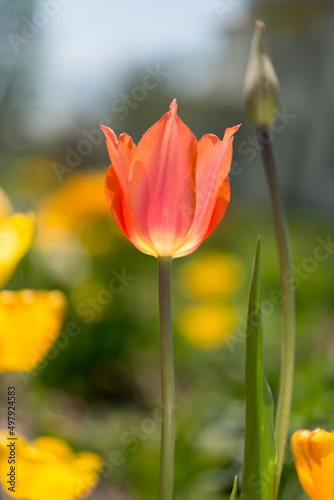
left=1, top=0, right=334, bottom=498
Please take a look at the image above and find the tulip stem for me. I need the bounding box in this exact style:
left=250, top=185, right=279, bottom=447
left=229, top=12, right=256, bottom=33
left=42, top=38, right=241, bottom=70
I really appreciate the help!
left=258, top=127, right=296, bottom=499
left=158, top=256, right=175, bottom=500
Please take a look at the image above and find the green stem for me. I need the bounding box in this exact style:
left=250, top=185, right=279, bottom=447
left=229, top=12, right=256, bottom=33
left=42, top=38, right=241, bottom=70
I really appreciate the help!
left=158, top=256, right=175, bottom=500
left=258, top=128, right=296, bottom=499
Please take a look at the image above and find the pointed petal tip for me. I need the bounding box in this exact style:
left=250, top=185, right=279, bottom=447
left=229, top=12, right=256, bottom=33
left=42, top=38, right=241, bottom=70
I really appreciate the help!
left=101, top=124, right=111, bottom=134
left=223, top=123, right=241, bottom=141
left=169, top=99, right=178, bottom=115
left=101, top=125, right=118, bottom=144
left=229, top=123, right=241, bottom=137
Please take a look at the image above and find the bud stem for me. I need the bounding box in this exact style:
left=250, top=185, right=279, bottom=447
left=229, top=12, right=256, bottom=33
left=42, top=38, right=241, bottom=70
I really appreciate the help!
left=258, top=128, right=296, bottom=499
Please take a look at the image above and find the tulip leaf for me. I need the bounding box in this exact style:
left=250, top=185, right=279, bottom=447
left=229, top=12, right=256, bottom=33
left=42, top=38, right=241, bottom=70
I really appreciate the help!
left=229, top=476, right=238, bottom=500
left=241, top=237, right=276, bottom=500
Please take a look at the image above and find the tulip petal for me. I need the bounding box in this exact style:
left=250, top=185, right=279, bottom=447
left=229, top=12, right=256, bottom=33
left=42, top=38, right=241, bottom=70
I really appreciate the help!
left=195, top=126, right=239, bottom=235
left=201, top=176, right=230, bottom=239
left=103, top=128, right=135, bottom=231
left=102, top=128, right=135, bottom=185
left=128, top=100, right=197, bottom=256
left=174, top=125, right=240, bottom=257
left=103, top=128, right=156, bottom=256
left=105, top=163, right=132, bottom=239
left=292, top=429, right=334, bottom=500
left=102, top=131, right=148, bottom=254
left=309, top=428, right=334, bottom=463
left=105, top=165, right=157, bottom=256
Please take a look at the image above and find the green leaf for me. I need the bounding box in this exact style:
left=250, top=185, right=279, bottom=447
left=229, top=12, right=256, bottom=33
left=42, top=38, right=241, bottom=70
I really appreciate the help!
left=241, top=237, right=276, bottom=500
left=229, top=476, right=238, bottom=500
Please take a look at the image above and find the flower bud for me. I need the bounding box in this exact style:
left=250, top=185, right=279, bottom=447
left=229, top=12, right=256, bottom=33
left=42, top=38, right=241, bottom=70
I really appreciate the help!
left=244, top=20, right=279, bottom=129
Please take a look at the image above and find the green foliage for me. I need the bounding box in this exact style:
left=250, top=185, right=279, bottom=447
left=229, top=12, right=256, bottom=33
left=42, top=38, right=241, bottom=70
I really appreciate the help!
left=11, top=205, right=334, bottom=500
left=241, top=238, right=276, bottom=500
left=229, top=476, right=238, bottom=500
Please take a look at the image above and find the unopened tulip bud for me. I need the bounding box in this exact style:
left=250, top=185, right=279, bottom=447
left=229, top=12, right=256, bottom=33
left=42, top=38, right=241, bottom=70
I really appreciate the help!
left=244, top=20, right=279, bottom=129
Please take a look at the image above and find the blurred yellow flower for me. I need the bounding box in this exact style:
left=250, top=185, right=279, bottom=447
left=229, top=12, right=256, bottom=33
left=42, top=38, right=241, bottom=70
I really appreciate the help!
left=0, top=187, right=13, bottom=217
left=178, top=304, right=237, bottom=349
left=0, top=290, right=66, bottom=372
left=291, top=428, right=334, bottom=500
left=0, top=207, right=35, bottom=288
left=37, top=170, right=113, bottom=256
left=182, top=251, right=244, bottom=298
left=0, top=431, right=102, bottom=500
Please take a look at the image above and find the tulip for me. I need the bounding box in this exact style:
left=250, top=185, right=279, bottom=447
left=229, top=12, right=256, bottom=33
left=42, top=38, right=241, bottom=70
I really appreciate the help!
left=0, top=290, right=66, bottom=372
left=102, top=100, right=240, bottom=500
left=0, top=431, right=102, bottom=500
left=102, top=99, right=240, bottom=259
left=291, top=428, right=334, bottom=500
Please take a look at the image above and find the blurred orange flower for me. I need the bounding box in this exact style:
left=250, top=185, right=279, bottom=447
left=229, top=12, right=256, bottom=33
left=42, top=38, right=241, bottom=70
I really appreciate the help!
left=0, top=290, right=66, bottom=372
left=103, top=100, right=240, bottom=258
left=0, top=188, right=35, bottom=288
left=0, top=431, right=102, bottom=500
left=291, top=428, right=334, bottom=500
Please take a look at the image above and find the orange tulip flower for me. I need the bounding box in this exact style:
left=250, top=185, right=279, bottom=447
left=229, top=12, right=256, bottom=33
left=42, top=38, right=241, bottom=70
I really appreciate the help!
left=102, top=100, right=240, bottom=258
left=291, top=428, right=334, bottom=500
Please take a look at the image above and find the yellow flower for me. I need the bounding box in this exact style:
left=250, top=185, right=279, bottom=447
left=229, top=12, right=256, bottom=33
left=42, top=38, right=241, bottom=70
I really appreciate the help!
left=291, top=428, right=334, bottom=500
left=182, top=251, right=244, bottom=299
left=0, top=187, right=13, bottom=217
left=0, top=431, right=102, bottom=500
left=37, top=170, right=113, bottom=256
left=0, top=290, right=66, bottom=372
left=178, top=304, right=237, bottom=349
left=0, top=207, right=35, bottom=288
